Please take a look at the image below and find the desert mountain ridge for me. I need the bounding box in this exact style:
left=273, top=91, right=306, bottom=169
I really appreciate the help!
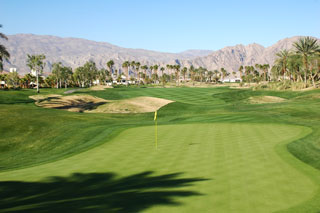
left=2, top=34, right=319, bottom=75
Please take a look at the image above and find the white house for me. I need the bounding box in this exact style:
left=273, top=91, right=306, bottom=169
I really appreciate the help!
left=9, top=67, right=17, bottom=73
left=222, top=78, right=242, bottom=83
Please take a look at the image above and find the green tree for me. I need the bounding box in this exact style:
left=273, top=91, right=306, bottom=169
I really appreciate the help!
left=21, top=73, right=35, bottom=88
left=287, top=54, right=303, bottom=82
left=181, top=67, right=188, bottom=82
left=293, top=37, right=320, bottom=87
left=83, top=61, right=98, bottom=87
left=173, top=65, right=181, bottom=85
left=262, top=64, right=270, bottom=81
left=73, top=66, right=86, bottom=87
left=275, top=49, right=289, bottom=81
left=141, top=65, right=148, bottom=83
left=238, top=65, right=243, bottom=81
left=0, top=25, right=10, bottom=71
left=52, top=62, right=63, bottom=88
left=122, top=61, right=130, bottom=85
left=61, top=66, right=73, bottom=88
left=220, top=68, right=228, bottom=82
left=189, top=65, right=195, bottom=84
left=5, top=71, right=20, bottom=89
left=135, top=62, right=141, bottom=83
left=153, top=65, right=159, bottom=83
left=106, top=60, right=114, bottom=79
left=26, top=54, right=46, bottom=93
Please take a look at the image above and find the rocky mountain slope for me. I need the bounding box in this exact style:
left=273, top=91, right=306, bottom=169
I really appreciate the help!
left=185, top=36, right=319, bottom=75
left=1, top=34, right=319, bottom=75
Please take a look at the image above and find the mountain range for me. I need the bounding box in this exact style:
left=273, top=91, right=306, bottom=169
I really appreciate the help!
left=2, top=34, right=319, bottom=75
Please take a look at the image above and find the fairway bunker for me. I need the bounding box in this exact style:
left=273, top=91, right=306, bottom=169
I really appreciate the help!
left=91, top=96, right=173, bottom=113
left=30, top=94, right=173, bottom=113
left=248, top=95, right=286, bottom=104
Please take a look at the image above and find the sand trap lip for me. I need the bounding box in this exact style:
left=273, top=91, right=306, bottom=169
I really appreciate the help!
left=248, top=96, right=286, bottom=104
left=90, top=96, right=174, bottom=113
left=29, top=94, right=173, bottom=113
left=90, top=85, right=113, bottom=91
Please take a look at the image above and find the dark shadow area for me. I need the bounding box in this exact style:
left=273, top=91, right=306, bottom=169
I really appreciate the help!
left=52, top=100, right=106, bottom=111
left=0, top=171, right=207, bottom=212
left=38, top=96, right=61, bottom=102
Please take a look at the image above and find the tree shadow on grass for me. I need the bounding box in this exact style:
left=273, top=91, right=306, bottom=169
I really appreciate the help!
left=52, top=100, right=106, bottom=112
left=0, top=171, right=207, bottom=212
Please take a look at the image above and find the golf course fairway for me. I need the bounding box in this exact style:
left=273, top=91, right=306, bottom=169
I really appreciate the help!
left=1, top=123, right=319, bottom=212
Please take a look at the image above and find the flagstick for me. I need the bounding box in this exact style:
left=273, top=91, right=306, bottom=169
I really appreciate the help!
left=155, top=119, right=158, bottom=149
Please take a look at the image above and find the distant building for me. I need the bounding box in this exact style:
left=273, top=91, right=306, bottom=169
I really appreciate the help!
left=222, top=78, right=242, bottom=83
left=9, top=68, right=17, bottom=73
left=30, top=69, right=36, bottom=76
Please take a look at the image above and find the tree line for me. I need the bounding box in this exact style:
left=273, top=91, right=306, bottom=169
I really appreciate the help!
left=1, top=24, right=319, bottom=91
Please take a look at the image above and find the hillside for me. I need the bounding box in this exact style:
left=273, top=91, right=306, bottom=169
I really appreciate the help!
left=2, top=34, right=319, bottom=74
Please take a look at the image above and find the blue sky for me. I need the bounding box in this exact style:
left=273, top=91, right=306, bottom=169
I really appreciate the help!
left=1, top=0, right=320, bottom=52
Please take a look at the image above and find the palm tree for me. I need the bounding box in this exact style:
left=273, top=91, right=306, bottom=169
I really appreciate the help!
left=207, top=71, right=213, bottom=82
left=153, top=65, right=159, bottom=83
left=232, top=71, right=236, bottom=79
left=160, top=66, right=165, bottom=76
left=262, top=64, right=270, bottom=81
left=160, top=67, right=165, bottom=85
left=21, top=73, right=35, bottom=88
left=293, top=37, right=320, bottom=87
left=255, top=64, right=263, bottom=79
left=189, top=65, right=195, bottom=84
left=122, top=61, right=130, bottom=85
left=309, top=54, right=320, bottom=87
left=130, top=61, right=136, bottom=81
left=238, top=65, right=243, bottom=81
left=174, top=65, right=181, bottom=86
left=106, top=60, right=114, bottom=79
left=198, top=67, right=206, bottom=82
left=220, top=68, right=228, bottom=82
left=275, top=49, right=289, bottom=81
left=287, top=54, right=303, bottom=82
left=213, top=70, right=220, bottom=83
left=0, top=25, right=10, bottom=71
left=141, top=65, right=148, bottom=83
left=26, top=54, right=46, bottom=93
left=181, top=67, right=187, bottom=82
left=135, top=62, right=141, bottom=84
left=52, top=62, right=63, bottom=88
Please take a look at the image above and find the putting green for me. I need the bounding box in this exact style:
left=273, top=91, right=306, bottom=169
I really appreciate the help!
left=0, top=123, right=318, bottom=212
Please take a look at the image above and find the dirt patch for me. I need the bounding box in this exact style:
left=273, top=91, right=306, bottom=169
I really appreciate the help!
left=91, top=97, right=174, bottom=113
left=30, top=94, right=107, bottom=112
left=248, top=96, right=286, bottom=104
left=90, top=85, right=113, bottom=91
left=30, top=95, right=173, bottom=113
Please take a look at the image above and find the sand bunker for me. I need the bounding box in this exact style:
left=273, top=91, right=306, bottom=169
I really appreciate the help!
left=30, top=94, right=107, bottom=112
left=91, top=97, right=173, bottom=113
left=30, top=94, right=173, bottom=113
left=90, top=85, right=113, bottom=91
left=248, top=96, right=286, bottom=104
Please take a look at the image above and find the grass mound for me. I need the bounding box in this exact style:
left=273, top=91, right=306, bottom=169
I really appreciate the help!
left=91, top=96, right=173, bottom=113
left=248, top=95, right=286, bottom=104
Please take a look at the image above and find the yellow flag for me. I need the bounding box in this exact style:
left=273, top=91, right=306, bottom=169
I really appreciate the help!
left=154, top=110, right=157, bottom=121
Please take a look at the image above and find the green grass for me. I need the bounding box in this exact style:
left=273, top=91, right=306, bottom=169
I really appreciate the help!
left=1, top=87, right=320, bottom=212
